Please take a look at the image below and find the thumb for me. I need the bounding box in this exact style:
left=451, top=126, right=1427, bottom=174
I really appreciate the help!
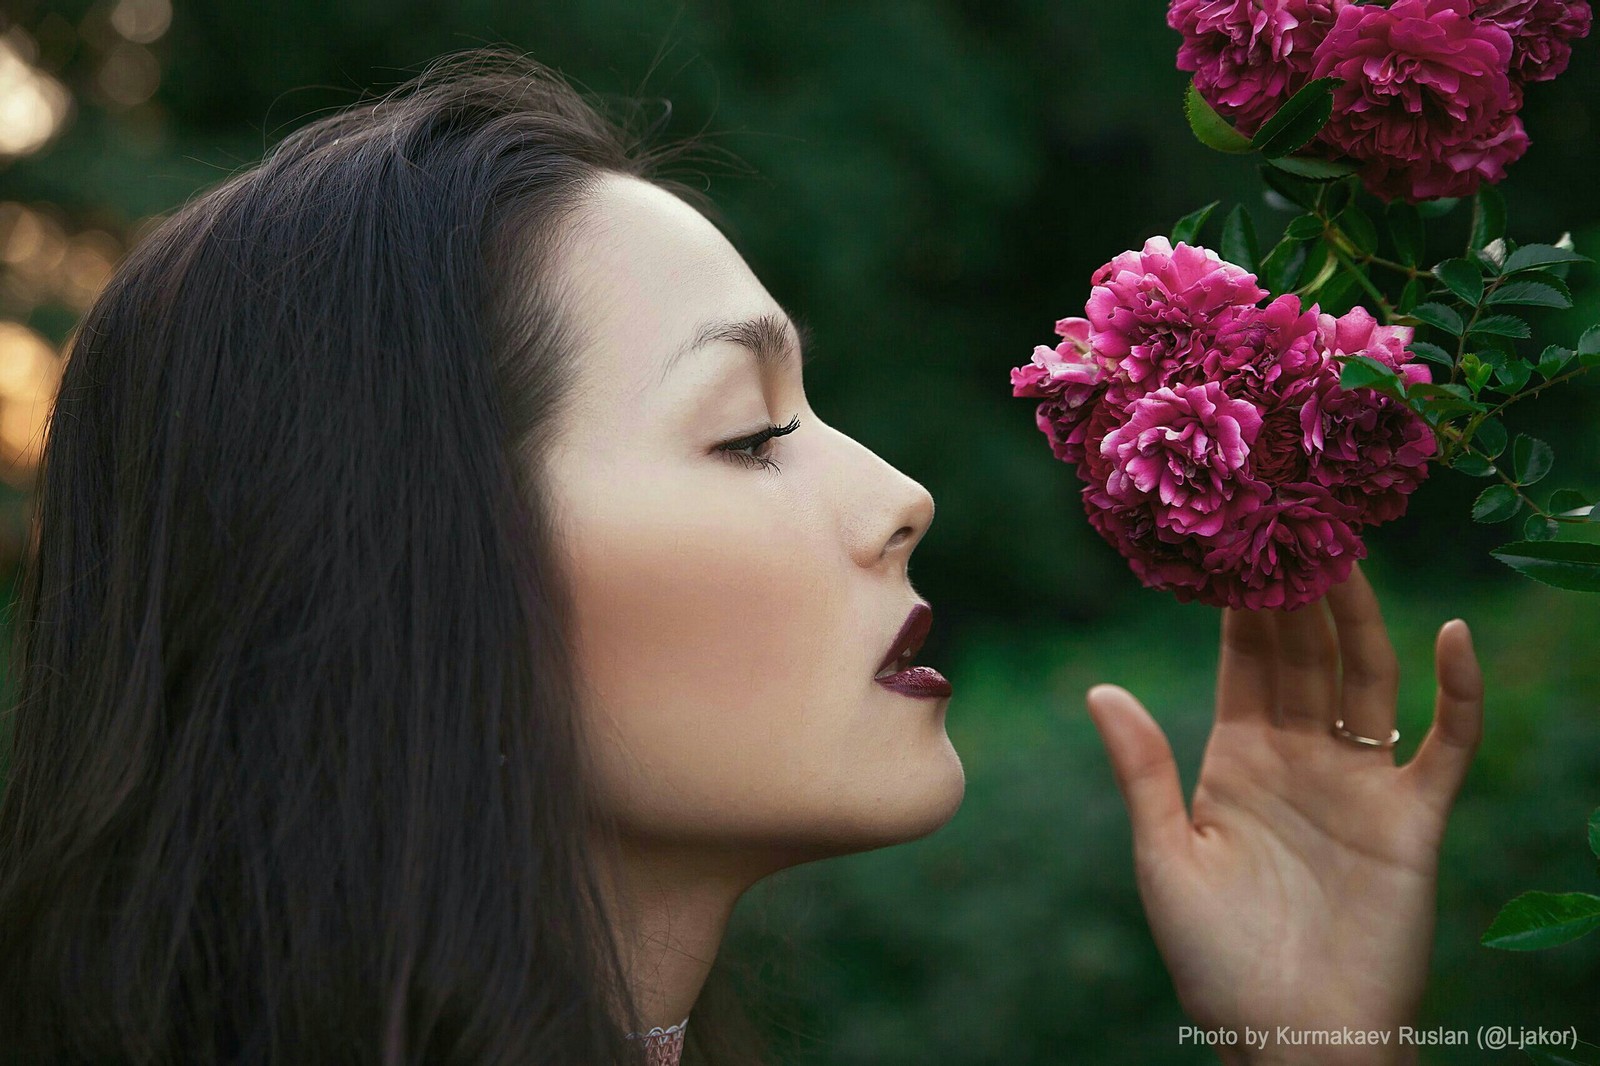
left=1403, top=618, right=1484, bottom=814
left=1086, top=683, right=1191, bottom=856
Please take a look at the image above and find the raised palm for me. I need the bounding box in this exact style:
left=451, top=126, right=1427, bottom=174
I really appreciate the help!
left=1087, top=563, right=1483, bottom=1064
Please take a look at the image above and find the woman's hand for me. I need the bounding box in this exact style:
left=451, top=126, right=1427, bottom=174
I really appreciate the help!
left=1085, top=562, right=1483, bottom=1065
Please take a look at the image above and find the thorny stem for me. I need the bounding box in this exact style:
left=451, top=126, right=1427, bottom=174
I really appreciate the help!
left=1493, top=362, right=1594, bottom=411
left=1435, top=423, right=1563, bottom=523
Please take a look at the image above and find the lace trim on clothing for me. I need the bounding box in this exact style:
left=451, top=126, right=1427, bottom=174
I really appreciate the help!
left=624, top=1015, right=688, bottom=1066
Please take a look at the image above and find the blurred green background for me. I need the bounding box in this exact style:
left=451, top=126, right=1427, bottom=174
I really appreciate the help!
left=1, top=2, right=1597, bottom=1062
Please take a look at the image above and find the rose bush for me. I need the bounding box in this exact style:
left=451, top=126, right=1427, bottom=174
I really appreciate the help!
left=1170, top=0, right=1590, bottom=201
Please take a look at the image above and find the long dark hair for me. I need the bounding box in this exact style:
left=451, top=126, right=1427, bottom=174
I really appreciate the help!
left=0, top=49, right=770, bottom=1065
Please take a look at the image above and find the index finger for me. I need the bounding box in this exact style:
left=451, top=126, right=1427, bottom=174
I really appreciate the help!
left=1216, top=606, right=1278, bottom=726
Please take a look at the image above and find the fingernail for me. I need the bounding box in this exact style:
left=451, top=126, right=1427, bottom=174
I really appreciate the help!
left=1086, top=683, right=1123, bottom=711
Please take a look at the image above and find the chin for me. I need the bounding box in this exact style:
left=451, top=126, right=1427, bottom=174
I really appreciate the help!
left=821, top=745, right=968, bottom=858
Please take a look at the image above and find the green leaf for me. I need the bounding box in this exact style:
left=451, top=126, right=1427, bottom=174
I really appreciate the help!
left=1184, top=82, right=1254, bottom=154
left=1294, top=244, right=1338, bottom=297
left=1433, top=258, right=1485, bottom=305
left=1491, top=540, right=1600, bottom=592
left=1416, top=196, right=1461, bottom=219
left=1476, top=345, right=1510, bottom=370
left=1259, top=165, right=1319, bottom=210
left=1172, top=200, right=1221, bottom=246
left=1512, top=434, right=1554, bottom=485
left=1386, top=200, right=1424, bottom=267
left=1525, top=514, right=1559, bottom=541
left=1477, top=331, right=1520, bottom=359
left=1417, top=399, right=1480, bottom=423
left=1590, top=807, right=1600, bottom=861
left=1487, top=278, right=1573, bottom=309
left=1284, top=213, right=1323, bottom=241
left=1320, top=180, right=1352, bottom=219
left=1472, top=484, right=1521, bottom=522
left=1469, top=314, right=1533, bottom=339
left=1221, top=204, right=1260, bottom=273
left=1338, top=355, right=1402, bottom=393
left=1452, top=453, right=1498, bottom=477
left=1249, top=76, right=1339, bottom=157
left=1549, top=489, right=1592, bottom=516
left=1398, top=276, right=1422, bottom=313
left=1481, top=890, right=1600, bottom=949
left=1315, top=269, right=1358, bottom=308
left=1266, top=154, right=1360, bottom=180
left=1408, top=302, right=1465, bottom=336
left=1538, top=345, right=1576, bottom=378
left=1408, top=341, right=1454, bottom=368
left=1474, top=416, right=1508, bottom=458
left=1468, top=185, right=1507, bottom=251
left=1407, top=386, right=1481, bottom=422
left=1502, top=243, right=1591, bottom=274
left=1478, top=238, right=1510, bottom=273
left=1494, top=360, right=1532, bottom=391
left=1337, top=203, right=1378, bottom=255
left=1260, top=237, right=1309, bottom=292
left=1579, top=325, right=1600, bottom=357
left=1464, top=356, right=1493, bottom=394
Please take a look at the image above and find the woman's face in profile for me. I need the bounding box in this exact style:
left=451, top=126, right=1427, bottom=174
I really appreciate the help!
left=541, top=174, right=964, bottom=865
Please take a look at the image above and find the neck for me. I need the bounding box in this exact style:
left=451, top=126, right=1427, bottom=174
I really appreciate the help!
left=594, top=832, right=772, bottom=1033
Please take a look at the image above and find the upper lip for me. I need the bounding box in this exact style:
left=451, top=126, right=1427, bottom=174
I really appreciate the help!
left=876, top=602, right=932, bottom=677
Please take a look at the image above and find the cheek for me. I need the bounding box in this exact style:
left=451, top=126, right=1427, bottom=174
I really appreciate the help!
left=561, top=464, right=847, bottom=828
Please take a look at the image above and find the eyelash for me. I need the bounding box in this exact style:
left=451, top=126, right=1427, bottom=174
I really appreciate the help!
left=716, top=414, right=801, bottom=473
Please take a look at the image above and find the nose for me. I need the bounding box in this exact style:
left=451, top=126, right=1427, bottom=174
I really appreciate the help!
left=879, top=471, right=935, bottom=564
left=826, top=418, right=936, bottom=570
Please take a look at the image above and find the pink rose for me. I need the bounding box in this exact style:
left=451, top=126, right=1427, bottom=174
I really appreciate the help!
left=1010, top=317, right=1107, bottom=403
left=1472, top=0, right=1593, bottom=82
left=1200, top=485, right=1367, bottom=610
left=1310, top=0, right=1526, bottom=202
left=1300, top=309, right=1438, bottom=525
left=1249, top=404, right=1316, bottom=485
left=1187, top=294, right=1327, bottom=487
left=1075, top=395, right=1133, bottom=486
left=1085, top=237, right=1267, bottom=391
left=1084, top=497, right=1218, bottom=602
left=1014, top=241, right=1442, bottom=612
left=1359, top=114, right=1531, bottom=203
left=1169, top=0, right=1348, bottom=135
left=1199, top=293, right=1324, bottom=398
left=1013, top=317, right=1112, bottom=467
left=1083, top=481, right=1363, bottom=611
left=1098, top=382, right=1268, bottom=538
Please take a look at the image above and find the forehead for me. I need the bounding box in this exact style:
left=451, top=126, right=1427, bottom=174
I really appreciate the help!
left=553, top=173, right=774, bottom=366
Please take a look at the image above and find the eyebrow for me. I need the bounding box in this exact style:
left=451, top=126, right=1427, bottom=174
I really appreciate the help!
left=657, top=312, right=813, bottom=385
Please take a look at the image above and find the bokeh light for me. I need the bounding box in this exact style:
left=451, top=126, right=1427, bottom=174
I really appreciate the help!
left=0, top=321, right=61, bottom=489
left=109, top=0, right=173, bottom=45
left=0, top=30, right=73, bottom=158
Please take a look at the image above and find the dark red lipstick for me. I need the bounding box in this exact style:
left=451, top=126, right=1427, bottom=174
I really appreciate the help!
left=873, top=603, right=953, bottom=699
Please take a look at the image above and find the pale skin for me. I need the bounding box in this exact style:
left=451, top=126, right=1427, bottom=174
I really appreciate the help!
left=539, top=173, right=1485, bottom=1058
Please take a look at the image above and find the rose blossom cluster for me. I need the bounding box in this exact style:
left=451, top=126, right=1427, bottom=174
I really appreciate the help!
left=1011, top=237, right=1437, bottom=610
left=1167, top=0, right=1592, bottom=201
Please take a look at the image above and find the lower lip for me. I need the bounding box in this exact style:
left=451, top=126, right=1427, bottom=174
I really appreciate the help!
left=874, top=665, right=953, bottom=698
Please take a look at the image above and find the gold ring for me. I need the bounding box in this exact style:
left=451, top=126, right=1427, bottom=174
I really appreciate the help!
left=1331, top=719, right=1399, bottom=749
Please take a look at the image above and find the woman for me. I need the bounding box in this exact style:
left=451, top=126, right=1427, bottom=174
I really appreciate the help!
left=0, top=48, right=1483, bottom=1065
